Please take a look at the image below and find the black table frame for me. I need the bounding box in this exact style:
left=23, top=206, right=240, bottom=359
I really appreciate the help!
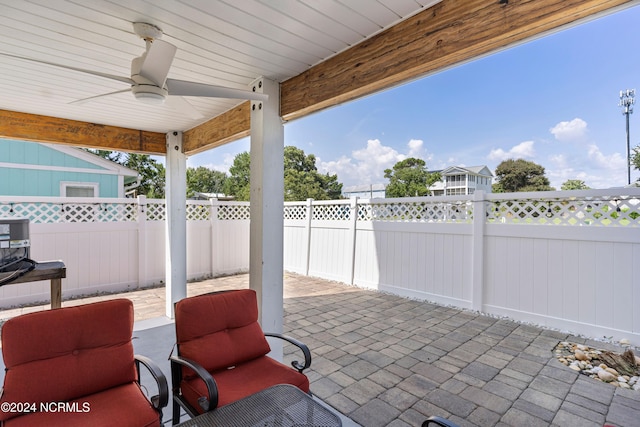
left=175, top=384, right=342, bottom=427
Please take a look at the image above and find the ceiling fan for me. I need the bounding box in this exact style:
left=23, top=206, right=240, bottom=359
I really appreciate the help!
left=1, top=22, right=268, bottom=118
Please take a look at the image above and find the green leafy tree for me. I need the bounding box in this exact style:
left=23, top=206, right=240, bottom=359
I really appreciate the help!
left=383, top=157, right=441, bottom=197
left=125, top=154, right=166, bottom=198
left=632, top=145, right=640, bottom=175
left=561, top=179, right=590, bottom=190
left=283, top=146, right=342, bottom=201
left=492, top=159, right=554, bottom=192
left=224, top=147, right=343, bottom=201
left=186, top=166, right=228, bottom=198
left=224, top=151, right=252, bottom=201
left=85, top=150, right=166, bottom=198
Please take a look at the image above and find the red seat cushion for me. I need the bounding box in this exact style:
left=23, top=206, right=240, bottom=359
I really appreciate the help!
left=0, top=299, right=138, bottom=422
left=175, top=290, right=310, bottom=413
left=180, top=356, right=310, bottom=412
left=175, top=290, right=271, bottom=375
left=3, top=383, right=161, bottom=427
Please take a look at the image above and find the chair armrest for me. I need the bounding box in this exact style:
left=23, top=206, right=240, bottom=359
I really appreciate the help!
left=422, top=416, right=460, bottom=427
left=134, top=354, right=169, bottom=412
left=169, top=355, right=219, bottom=411
left=264, top=332, right=312, bottom=373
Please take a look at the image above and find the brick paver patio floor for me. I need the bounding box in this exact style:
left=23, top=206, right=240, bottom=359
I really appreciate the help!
left=1, top=273, right=638, bottom=426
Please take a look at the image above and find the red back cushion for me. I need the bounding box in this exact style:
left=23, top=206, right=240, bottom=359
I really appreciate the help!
left=0, top=299, right=136, bottom=421
left=175, top=290, right=271, bottom=375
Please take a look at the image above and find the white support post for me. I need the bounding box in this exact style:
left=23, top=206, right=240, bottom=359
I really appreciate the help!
left=137, top=195, right=148, bottom=288
left=165, top=131, right=187, bottom=318
left=304, top=198, right=313, bottom=276
left=471, top=190, right=486, bottom=312
left=348, top=197, right=359, bottom=285
left=249, top=77, right=284, bottom=360
left=210, top=198, right=220, bottom=276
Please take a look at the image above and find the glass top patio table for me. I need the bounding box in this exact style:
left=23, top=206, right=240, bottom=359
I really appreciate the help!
left=175, top=384, right=342, bottom=427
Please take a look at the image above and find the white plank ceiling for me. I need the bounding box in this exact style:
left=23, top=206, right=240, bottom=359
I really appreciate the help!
left=0, top=0, right=442, bottom=134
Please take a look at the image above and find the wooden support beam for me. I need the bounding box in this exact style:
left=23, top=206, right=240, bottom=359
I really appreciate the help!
left=183, top=102, right=251, bottom=155
left=0, top=109, right=166, bottom=154
left=280, top=0, right=635, bottom=121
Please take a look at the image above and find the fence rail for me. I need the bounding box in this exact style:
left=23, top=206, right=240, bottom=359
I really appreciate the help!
left=1, top=189, right=639, bottom=344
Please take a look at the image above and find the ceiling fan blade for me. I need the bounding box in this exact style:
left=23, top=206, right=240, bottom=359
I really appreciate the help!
left=69, top=89, right=132, bottom=105
left=165, top=96, right=205, bottom=120
left=138, top=39, right=177, bottom=87
left=166, top=78, right=269, bottom=101
left=0, top=52, right=134, bottom=85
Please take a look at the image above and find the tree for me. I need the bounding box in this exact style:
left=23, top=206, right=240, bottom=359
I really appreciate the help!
left=632, top=145, right=640, bottom=175
left=383, top=157, right=441, bottom=197
left=223, top=147, right=343, bottom=201
left=186, top=167, right=227, bottom=197
left=124, top=154, right=166, bottom=198
left=224, top=152, right=251, bottom=201
left=492, top=159, right=554, bottom=192
left=86, top=150, right=166, bottom=198
left=561, top=179, right=590, bottom=190
left=283, top=146, right=342, bottom=201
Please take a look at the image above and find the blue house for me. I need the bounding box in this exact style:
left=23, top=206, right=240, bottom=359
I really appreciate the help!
left=0, top=139, right=139, bottom=198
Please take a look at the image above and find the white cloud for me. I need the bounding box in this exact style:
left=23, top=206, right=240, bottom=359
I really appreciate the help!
left=408, top=139, right=424, bottom=157
left=193, top=152, right=236, bottom=174
left=487, top=140, right=536, bottom=161
left=550, top=118, right=588, bottom=142
left=319, top=138, right=436, bottom=186
left=587, top=144, right=626, bottom=170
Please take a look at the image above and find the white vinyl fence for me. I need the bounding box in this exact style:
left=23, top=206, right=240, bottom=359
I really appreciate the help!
left=1, top=189, right=639, bottom=344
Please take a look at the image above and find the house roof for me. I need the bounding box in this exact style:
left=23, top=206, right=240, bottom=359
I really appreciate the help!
left=43, top=143, right=139, bottom=182
left=343, top=184, right=387, bottom=193
left=441, top=165, right=494, bottom=177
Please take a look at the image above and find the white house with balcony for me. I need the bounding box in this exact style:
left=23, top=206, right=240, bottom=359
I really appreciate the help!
left=430, top=165, right=493, bottom=196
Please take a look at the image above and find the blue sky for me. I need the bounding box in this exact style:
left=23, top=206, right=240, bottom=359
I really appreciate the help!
left=188, top=5, right=640, bottom=190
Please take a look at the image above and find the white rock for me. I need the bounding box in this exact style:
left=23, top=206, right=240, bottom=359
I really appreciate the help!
left=620, top=383, right=631, bottom=389
left=619, top=338, right=630, bottom=346
left=618, top=376, right=628, bottom=383
left=605, top=367, right=619, bottom=376
left=634, top=383, right=640, bottom=391
left=598, top=370, right=616, bottom=382
left=569, top=364, right=582, bottom=372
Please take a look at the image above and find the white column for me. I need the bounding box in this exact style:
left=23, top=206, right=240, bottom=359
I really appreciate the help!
left=137, top=195, right=148, bottom=287
left=471, top=190, right=485, bottom=312
left=165, top=131, right=187, bottom=318
left=249, top=78, right=284, bottom=357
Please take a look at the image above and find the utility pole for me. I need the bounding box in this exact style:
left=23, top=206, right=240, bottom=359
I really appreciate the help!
left=619, top=89, right=635, bottom=185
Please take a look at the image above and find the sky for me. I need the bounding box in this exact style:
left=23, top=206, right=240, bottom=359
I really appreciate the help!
left=187, top=5, right=640, bottom=190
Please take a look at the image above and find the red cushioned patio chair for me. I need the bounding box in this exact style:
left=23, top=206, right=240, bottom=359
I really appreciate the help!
left=170, top=289, right=311, bottom=425
left=0, top=299, right=168, bottom=427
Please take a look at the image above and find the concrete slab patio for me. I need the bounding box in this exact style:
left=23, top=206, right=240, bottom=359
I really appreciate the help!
left=1, top=273, right=639, bottom=426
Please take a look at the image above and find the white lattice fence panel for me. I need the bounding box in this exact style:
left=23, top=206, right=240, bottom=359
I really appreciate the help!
left=359, top=201, right=473, bottom=222
left=284, top=205, right=307, bottom=220
left=486, top=195, right=640, bottom=226
left=187, top=204, right=210, bottom=221
left=145, top=202, right=166, bottom=221
left=312, top=204, right=350, bottom=220
left=218, top=204, right=250, bottom=220
left=0, top=202, right=65, bottom=223
left=0, top=202, right=136, bottom=223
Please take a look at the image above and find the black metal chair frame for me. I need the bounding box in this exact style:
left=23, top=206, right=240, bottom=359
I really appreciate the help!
left=135, top=354, right=170, bottom=422
left=422, top=415, right=460, bottom=427
left=169, top=293, right=312, bottom=425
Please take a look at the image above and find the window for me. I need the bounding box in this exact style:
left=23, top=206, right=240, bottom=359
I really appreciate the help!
left=60, top=182, right=99, bottom=197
